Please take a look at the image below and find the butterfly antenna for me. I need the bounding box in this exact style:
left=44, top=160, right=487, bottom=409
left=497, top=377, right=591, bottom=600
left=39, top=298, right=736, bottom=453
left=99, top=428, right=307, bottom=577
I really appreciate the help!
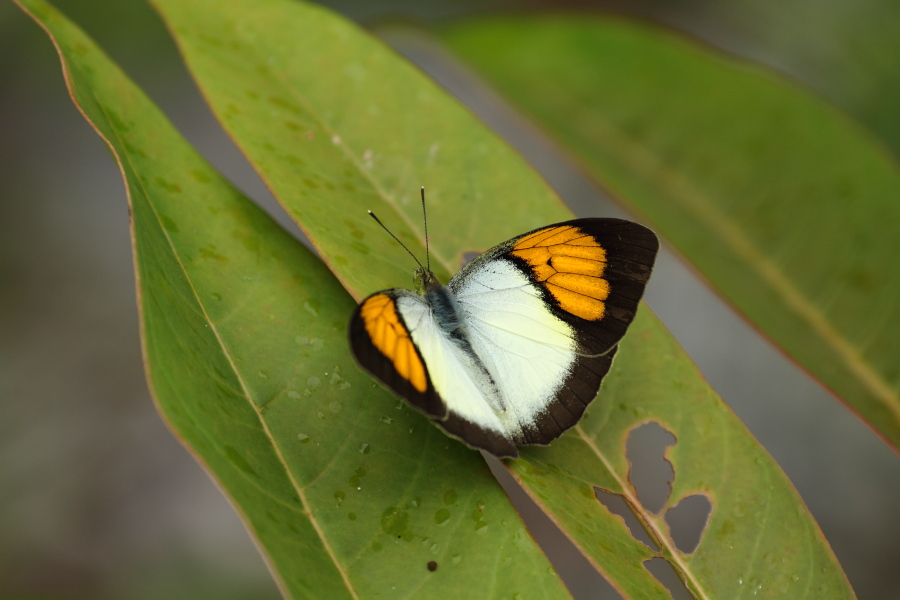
left=421, top=186, right=430, bottom=272
left=368, top=210, right=425, bottom=270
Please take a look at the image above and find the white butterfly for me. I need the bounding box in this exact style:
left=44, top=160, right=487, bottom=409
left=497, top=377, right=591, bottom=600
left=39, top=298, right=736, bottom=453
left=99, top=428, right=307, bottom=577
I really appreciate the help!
left=350, top=196, right=657, bottom=458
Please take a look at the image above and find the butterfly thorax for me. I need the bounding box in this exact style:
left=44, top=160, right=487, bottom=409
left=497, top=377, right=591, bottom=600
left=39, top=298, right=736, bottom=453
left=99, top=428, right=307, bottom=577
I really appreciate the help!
left=415, top=267, right=463, bottom=338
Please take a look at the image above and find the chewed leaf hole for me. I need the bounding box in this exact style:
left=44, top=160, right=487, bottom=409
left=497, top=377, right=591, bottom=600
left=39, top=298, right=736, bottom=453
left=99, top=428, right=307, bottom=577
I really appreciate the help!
left=644, top=557, right=695, bottom=600
left=460, top=251, right=480, bottom=268
left=595, top=488, right=658, bottom=551
left=665, top=494, right=712, bottom=554
left=626, top=422, right=676, bottom=513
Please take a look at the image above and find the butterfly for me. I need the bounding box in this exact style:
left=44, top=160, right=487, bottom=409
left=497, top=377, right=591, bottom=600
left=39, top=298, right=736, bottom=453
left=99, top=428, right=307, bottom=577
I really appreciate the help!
left=349, top=191, right=658, bottom=458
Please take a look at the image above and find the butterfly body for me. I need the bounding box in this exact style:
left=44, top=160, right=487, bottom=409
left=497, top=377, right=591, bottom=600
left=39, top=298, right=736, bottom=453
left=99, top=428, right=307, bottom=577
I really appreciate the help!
left=350, top=218, right=658, bottom=458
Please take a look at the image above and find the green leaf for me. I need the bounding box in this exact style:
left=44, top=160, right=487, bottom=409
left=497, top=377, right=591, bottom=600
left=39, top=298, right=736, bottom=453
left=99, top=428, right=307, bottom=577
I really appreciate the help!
left=441, top=15, right=900, bottom=453
left=13, top=1, right=571, bottom=598
left=148, top=0, right=569, bottom=298
left=150, top=1, right=856, bottom=598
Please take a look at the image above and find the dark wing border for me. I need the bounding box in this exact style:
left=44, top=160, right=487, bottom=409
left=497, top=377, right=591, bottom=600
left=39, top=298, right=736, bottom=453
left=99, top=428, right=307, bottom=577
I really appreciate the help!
left=433, top=413, right=519, bottom=459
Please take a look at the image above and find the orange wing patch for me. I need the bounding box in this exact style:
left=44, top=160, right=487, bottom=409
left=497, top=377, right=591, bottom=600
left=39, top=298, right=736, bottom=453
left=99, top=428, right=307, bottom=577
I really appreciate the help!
left=359, top=294, right=428, bottom=392
left=511, top=225, right=609, bottom=321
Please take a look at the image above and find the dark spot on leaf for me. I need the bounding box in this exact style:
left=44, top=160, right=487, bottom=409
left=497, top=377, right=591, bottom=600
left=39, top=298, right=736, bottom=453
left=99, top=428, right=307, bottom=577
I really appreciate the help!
left=717, top=519, right=735, bottom=539
left=267, top=95, right=301, bottom=115
left=427, top=561, right=438, bottom=572
left=381, top=507, right=410, bottom=537
left=107, top=109, right=131, bottom=132
left=190, top=169, right=211, bottom=183
left=199, top=245, right=228, bottom=263
left=159, top=214, right=179, bottom=233
left=223, top=446, right=257, bottom=478
left=349, top=466, right=366, bottom=488
left=197, top=33, right=223, bottom=47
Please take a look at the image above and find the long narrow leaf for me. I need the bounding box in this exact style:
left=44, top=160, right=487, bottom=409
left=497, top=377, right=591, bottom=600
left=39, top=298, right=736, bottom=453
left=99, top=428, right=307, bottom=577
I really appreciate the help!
left=14, top=1, right=572, bottom=598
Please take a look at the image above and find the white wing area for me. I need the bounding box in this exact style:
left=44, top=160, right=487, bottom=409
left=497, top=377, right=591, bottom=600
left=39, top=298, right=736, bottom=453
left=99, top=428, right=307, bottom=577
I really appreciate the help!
left=452, top=260, right=577, bottom=437
left=395, top=259, right=579, bottom=442
left=395, top=295, right=507, bottom=437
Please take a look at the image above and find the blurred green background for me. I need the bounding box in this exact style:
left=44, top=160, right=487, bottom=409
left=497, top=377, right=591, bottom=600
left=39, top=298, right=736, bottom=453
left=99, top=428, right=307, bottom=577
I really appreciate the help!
left=2, top=0, right=899, bottom=598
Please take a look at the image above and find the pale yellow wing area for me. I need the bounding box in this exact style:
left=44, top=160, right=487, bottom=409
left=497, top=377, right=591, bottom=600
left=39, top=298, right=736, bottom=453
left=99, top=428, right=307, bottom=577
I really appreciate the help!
left=510, top=225, right=609, bottom=321
left=359, top=294, right=428, bottom=392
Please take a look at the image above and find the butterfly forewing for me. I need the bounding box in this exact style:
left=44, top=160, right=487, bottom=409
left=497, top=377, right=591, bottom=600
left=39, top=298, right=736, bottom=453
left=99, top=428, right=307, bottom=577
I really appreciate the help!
left=349, top=290, right=447, bottom=419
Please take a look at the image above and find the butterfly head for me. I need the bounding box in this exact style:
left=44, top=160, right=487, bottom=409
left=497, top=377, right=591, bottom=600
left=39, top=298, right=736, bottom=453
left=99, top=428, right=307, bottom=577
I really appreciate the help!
left=414, top=266, right=441, bottom=295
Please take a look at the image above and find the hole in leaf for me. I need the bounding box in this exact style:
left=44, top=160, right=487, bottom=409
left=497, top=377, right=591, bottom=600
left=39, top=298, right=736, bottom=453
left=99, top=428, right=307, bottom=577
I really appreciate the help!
left=665, top=494, right=712, bottom=554
left=594, top=488, right=658, bottom=551
left=644, top=557, right=695, bottom=600
left=626, top=422, right=676, bottom=513
left=460, top=251, right=480, bottom=268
